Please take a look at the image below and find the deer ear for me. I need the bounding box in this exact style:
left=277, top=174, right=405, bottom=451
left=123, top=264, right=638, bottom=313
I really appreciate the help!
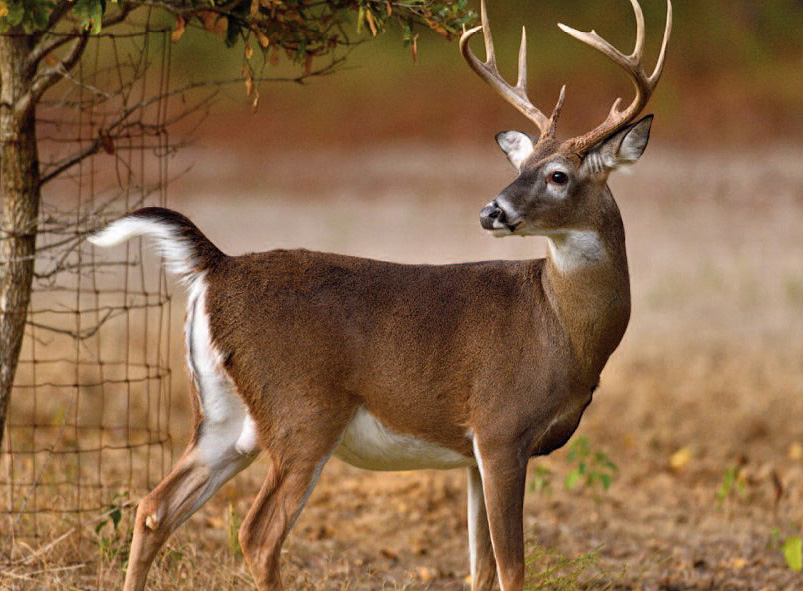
left=496, top=131, right=534, bottom=171
left=584, top=115, right=653, bottom=176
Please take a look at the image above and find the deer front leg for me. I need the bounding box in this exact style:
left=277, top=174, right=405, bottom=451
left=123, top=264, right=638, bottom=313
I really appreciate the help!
left=467, top=466, right=497, bottom=591
left=472, top=440, right=527, bottom=591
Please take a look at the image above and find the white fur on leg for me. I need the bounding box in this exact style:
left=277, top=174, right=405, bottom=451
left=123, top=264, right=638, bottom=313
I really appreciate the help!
left=467, top=466, right=487, bottom=588
left=185, top=275, right=260, bottom=467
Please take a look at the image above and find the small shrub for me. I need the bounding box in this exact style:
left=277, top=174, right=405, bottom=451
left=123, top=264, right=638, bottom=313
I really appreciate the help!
left=564, top=436, right=619, bottom=494
left=94, top=493, right=132, bottom=569
left=715, top=464, right=748, bottom=509
left=530, top=464, right=555, bottom=497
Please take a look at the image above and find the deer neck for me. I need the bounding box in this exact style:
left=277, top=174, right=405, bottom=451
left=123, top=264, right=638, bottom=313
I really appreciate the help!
left=540, top=205, right=631, bottom=382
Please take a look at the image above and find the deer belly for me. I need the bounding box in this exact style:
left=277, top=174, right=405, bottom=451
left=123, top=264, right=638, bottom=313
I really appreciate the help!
left=334, top=406, right=475, bottom=471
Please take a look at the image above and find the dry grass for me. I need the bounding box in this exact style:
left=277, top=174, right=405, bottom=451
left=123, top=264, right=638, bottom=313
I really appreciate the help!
left=2, top=144, right=803, bottom=590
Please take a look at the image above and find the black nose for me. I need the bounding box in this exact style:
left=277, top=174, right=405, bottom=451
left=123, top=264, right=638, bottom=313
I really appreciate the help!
left=480, top=202, right=505, bottom=230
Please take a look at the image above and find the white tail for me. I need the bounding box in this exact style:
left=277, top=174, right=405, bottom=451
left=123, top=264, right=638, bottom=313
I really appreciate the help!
left=89, top=207, right=224, bottom=282
left=89, top=2, right=671, bottom=591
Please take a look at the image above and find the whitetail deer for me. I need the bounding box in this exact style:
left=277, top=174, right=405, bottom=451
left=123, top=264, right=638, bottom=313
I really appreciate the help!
left=89, top=1, right=671, bottom=589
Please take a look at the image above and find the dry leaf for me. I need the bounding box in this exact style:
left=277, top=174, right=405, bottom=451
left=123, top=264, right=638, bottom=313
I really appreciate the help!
left=245, top=73, right=254, bottom=97
left=172, top=14, right=186, bottom=42
left=245, top=43, right=253, bottom=60
left=416, top=567, right=435, bottom=582
left=257, top=30, right=270, bottom=48
left=410, top=33, right=419, bottom=63
left=365, top=8, right=377, bottom=36
left=200, top=10, right=227, bottom=36
left=98, top=131, right=114, bottom=155
left=669, top=447, right=692, bottom=470
left=732, top=557, right=747, bottom=569
left=789, top=442, right=802, bottom=460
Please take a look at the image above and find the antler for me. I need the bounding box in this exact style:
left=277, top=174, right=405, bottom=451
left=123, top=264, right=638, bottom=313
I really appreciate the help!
left=460, top=0, right=566, bottom=141
left=560, top=0, right=673, bottom=154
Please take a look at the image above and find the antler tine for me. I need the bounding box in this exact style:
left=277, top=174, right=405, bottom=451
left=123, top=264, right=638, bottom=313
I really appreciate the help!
left=630, top=0, right=646, bottom=61
left=516, top=26, right=528, bottom=93
left=650, top=0, right=673, bottom=85
left=460, top=0, right=560, bottom=137
left=559, top=0, right=673, bottom=154
left=479, top=0, right=496, bottom=72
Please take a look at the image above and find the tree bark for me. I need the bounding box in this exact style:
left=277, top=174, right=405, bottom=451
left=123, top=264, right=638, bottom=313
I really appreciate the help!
left=0, top=33, right=40, bottom=452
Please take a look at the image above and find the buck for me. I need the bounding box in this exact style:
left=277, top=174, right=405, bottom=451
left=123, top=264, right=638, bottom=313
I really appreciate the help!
left=89, top=1, right=671, bottom=589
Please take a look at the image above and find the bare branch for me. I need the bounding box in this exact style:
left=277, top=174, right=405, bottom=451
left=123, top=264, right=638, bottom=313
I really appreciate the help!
left=26, top=2, right=75, bottom=70
left=40, top=139, right=101, bottom=186
left=22, top=33, right=90, bottom=115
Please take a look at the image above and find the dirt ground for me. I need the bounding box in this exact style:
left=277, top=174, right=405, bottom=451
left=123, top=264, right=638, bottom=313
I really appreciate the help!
left=5, top=142, right=803, bottom=590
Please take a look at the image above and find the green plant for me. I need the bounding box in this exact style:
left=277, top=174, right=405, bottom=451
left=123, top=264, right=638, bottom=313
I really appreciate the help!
left=715, top=464, right=748, bottom=509
left=94, top=493, right=132, bottom=569
left=564, top=436, right=619, bottom=494
left=524, top=541, right=616, bottom=591
left=530, top=464, right=554, bottom=497
left=782, top=536, right=802, bottom=572
left=773, top=528, right=803, bottom=572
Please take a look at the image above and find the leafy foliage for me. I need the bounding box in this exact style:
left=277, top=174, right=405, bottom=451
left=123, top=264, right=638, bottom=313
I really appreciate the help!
left=564, top=436, right=619, bottom=494
left=715, top=464, right=748, bottom=509
left=0, top=1, right=474, bottom=62
left=0, top=0, right=56, bottom=33
left=94, top=494, right=132, bottom=568
left=529, top=464, right=554, bottom=496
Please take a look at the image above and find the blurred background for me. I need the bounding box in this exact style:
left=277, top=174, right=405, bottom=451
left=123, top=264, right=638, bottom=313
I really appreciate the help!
left=168, top=0, right=803, bottom=149
left=7, top=1, right=803, bottom=588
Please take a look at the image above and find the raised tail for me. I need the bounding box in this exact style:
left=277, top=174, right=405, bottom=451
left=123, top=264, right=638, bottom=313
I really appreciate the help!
left=88, top=207, right=225, bottom=282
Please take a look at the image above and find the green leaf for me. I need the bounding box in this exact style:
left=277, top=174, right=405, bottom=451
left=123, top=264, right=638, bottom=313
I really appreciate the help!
left=564, top=469, right=582, bottom=491
left=73, top=0, right=104, bottom=34
left=110, top=506, right=122, bottom=530
left=4, top=1, right=25, bottom=28
left=783, top=536, right=803, bottom=572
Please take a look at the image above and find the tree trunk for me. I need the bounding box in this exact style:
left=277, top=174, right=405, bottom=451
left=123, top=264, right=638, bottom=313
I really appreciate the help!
left=0, top=34, right=40, bottom=452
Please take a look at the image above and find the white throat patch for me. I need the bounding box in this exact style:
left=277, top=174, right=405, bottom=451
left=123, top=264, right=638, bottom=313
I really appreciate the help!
left=547, top=231, right=606, bottom=274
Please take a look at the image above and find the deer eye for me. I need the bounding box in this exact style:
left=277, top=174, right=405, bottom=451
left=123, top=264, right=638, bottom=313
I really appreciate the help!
left=548, top=171, right=569, bottom=185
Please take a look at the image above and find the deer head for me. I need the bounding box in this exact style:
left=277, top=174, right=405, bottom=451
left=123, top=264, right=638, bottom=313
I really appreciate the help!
left=461, top=0, right=672, bottom=239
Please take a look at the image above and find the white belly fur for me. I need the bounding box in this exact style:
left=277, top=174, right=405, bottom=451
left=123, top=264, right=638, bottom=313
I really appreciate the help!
left=334, top=406, right=475, bottom=471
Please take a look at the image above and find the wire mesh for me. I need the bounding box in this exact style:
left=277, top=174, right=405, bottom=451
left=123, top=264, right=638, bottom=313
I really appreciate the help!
left=1, top=26, right=175, bottom=548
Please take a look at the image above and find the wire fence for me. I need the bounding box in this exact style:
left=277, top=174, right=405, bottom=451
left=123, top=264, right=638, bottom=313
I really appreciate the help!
left=1, top=25, right=176, bottom=552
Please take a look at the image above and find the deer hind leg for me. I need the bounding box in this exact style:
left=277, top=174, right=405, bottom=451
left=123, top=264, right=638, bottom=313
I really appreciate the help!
left=124, top=278, right=261, bottom=591
left=123, top=437, right=256, bottom=591
left=467, top=466, right=497, bottom=591
left=238, top=400, right=352, bottom=591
